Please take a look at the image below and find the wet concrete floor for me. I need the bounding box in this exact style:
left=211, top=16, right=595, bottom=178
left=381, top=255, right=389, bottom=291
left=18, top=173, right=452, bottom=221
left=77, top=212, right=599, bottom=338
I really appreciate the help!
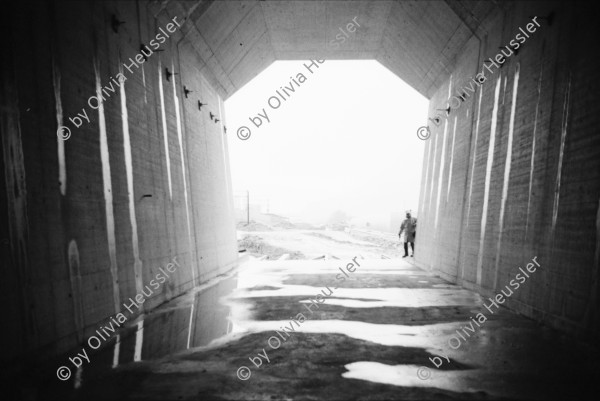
left=26, top=258, right=600, bottom=400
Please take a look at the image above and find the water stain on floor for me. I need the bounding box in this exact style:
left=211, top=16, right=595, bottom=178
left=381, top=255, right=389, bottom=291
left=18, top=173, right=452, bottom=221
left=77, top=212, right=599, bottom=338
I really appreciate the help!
left=22, top=259, right=600, bottom=400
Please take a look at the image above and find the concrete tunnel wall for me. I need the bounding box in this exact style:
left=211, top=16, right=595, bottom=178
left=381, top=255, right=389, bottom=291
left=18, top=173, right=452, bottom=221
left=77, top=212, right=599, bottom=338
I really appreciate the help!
left=2, top=0, right=600, bottom=366
left=415, top=1, right=600, bottom=339
left=0, top=1, right=238, bottom=363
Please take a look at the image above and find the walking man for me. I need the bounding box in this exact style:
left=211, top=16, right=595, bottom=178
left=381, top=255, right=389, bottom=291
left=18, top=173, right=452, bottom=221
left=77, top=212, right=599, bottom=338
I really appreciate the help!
left=399, top=211, right=417, bottom=258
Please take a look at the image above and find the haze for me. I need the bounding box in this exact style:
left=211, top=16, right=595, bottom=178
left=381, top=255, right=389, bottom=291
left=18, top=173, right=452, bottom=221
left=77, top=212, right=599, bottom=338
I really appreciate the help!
left=225, top=60, right=428, bottom=229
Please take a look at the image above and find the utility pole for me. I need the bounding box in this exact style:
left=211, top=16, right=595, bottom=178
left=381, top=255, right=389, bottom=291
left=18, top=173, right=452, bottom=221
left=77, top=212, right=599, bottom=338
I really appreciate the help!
left=246, top=190, right=250, bottom=225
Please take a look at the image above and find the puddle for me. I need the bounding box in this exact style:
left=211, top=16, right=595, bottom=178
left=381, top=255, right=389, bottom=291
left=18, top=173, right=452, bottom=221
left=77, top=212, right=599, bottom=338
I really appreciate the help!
left=342, top=361, right=481, bottom=393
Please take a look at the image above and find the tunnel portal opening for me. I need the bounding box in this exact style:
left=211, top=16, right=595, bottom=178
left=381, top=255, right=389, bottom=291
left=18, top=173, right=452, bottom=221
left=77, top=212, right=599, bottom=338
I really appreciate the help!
left=224, top=59, right=428, bottom=257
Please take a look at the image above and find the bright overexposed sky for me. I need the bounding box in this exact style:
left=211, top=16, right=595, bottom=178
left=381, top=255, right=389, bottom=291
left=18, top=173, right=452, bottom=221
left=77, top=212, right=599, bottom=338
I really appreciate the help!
left=225, top=60, right=428, bottom=226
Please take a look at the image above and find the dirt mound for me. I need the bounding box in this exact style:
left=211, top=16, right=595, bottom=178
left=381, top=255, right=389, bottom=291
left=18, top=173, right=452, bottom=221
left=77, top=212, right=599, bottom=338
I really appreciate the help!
left=238, top=235, right=305, bottom=260
left=290, top=222, right=321, bottom=230
left=273, top=220, right=296, bottom=229
left=237, top=221, right=273, bottom=231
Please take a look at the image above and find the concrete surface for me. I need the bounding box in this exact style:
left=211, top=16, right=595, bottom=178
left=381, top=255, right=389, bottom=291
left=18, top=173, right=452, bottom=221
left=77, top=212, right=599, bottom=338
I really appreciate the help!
left=22, top=259, right=599, bottom=400
left=2, top=0, right=599, bottom=387
left=0, top=0, right=240, bottom=364
left=415, top=1, right=600, bottom=341
left=177, top=0, right=488, bottom=98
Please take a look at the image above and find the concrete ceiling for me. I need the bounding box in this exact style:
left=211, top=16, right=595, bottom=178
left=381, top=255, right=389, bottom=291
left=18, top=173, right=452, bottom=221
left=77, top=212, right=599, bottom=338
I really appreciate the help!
left=167, top=0, right=498, bottom=99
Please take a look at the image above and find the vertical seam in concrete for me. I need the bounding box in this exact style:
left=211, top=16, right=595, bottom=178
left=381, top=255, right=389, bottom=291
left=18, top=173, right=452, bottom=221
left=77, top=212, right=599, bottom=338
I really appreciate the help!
left=525, top=61, right=544, bottom=241
left=112, top=334, right=120, bottom=368
left=446, top=116, right=458, bottom=203
left=218, top=97, right=236, bottom=265
left=173, top=39, right=202, bottom=286
left=118, top=63, right=143, bottom=296
left=424, top=135, right=433, bottom=214
left=434, top=77, right=452, bottom=232
left=148, top=19, right=172, bottom=267
left=427, top=127, right=438, bottom=222
left=67, top=240, right=85, bottom=342
left=52, top=58, right=67, bottom=196
left=551, top=73, right=571, bottom=236
left=133, top=320, right=144, bottom=361
left=171, top=60, right=196, bottom=287
left=434, top=120, right=448, bottom=230
left=1, top=43, right=35, bottom=345
left=459, top=87, right=483, bottom=282
left=431, top=78, right=452, bottom=235
left=141, top=61, right=148, bottom=104
left=74, top=366, right=83, bottom=389
left=135, top=1, right=148, bottom=105
left=186, top=303, right=194, bottom=349
left=94, top=58, right=120, bottom=313
left=476, top=76, right=502, bottom=286
left=466, top=88, right=484, bottom=226
left=493, top=63, right=520, bottom=290
left=428, top=121, right=440, bottom=240
left=456, top=19, right=485, bottom=282
left=421, top=136, right=432, bottom=218
left=585, top=198, right=600, bottom=336
left=416, top=122, right=431, bottom=264
left=158, top=58, right=173, bottom=199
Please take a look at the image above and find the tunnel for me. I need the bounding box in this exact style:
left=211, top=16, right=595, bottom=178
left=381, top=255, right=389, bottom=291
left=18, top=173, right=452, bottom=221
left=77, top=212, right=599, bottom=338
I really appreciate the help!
left=1, top=0, right=599, bottom=400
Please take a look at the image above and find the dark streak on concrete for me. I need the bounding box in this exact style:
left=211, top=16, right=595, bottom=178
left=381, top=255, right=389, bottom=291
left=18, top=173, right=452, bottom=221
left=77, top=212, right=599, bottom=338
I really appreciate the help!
left=74, top=333, right=483, bottom=401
